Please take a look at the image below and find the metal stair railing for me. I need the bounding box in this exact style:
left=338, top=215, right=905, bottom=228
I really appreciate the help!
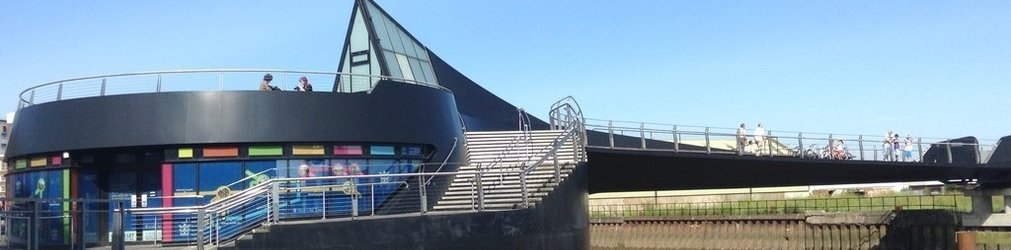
left=516, top=96, right=587, bottom=208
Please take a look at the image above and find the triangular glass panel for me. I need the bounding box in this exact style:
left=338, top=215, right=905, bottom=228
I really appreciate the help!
left=335, top=0, right=439, bottom=92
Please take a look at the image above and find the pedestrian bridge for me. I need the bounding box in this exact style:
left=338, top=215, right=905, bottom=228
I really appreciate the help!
left=579, top=119, right=1011, bottom=193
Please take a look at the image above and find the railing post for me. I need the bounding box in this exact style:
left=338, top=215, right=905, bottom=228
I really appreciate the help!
left=113, top=202, right=125, bottom=250
left=322, top=190, right=327, bottom=219
left=553, top=155, right=561, bottom=183
left=977, top=142, right=983, bottom=164
left=156, top=74, right=163, bottom=92
left=57, top=83, right=63, bottom=100
left=640, top=123, right=646, bottom=149
left=196, top=208, right=205, bottom=250
left=607, top=120, right=614, bottom=148
left=476, top=172, right=485, bottom=211
left=798, top=132, right=803, bottom=158
left=946, top=139, right=953, bottom=164
left=33, top=200, right=40, bottom=250
left=917, top=137, right=924, bottom=162
left=705, top=127, right=711, bottom=154
left=858, top=135, right=865, bottom=161
left=270, top=182, right=280, bottom=224
left=418, top=174, right=428, bottom=214
left=29, top=90, right=35, bottom=105
left=521, top=173, right=529, bottom=208
left=100, top=78, right=107, bottom=96
left=673, top=125, right=680, bottom=153
left=351, top=179, right=359, bottom=217
left=218, top=73, right=224, bottom=90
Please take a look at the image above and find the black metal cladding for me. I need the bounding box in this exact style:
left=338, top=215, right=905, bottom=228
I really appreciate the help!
left=5, top=81, right=466, bottom=167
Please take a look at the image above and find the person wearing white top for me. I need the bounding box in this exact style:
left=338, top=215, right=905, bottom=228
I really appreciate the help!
left=753, top=123, right=766, bottom=156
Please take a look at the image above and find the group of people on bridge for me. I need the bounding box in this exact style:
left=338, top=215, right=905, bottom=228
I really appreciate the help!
left=259, top=73, right=313, bottom=92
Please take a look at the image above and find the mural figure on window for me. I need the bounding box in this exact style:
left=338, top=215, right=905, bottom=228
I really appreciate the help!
left=33, top=178, right=46, bottom=198
left=245, top=169, right=270, bottom=187
left=331, top=162, right=362, bottom=196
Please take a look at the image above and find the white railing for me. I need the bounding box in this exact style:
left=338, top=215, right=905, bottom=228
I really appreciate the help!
left=584, top=118, right=998, bottom=165
left=16, top=69, right=448, bottom=110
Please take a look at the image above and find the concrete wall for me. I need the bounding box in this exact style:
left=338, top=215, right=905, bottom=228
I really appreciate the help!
left=590, top=210, right=963, bottom=250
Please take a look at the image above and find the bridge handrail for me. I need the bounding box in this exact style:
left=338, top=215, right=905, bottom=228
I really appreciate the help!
left=584, top=118, right=997, bottom=165
left=16, top=69, right=449, bottom=110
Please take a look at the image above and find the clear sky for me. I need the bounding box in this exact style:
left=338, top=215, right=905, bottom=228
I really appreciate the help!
left=1, top=1, right=1009, bottom=141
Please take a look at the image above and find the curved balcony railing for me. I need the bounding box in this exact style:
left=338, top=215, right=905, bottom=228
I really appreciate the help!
left=584, top=118, right=1000, bottom=165
left=16, top=69, right=446, bottom=110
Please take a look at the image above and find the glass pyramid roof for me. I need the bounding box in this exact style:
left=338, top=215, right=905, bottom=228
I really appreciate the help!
left=335, top=0, right=438, bottom=92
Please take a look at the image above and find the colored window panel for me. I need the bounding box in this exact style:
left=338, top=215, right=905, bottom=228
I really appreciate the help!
left=370, top=146, right=395, bottom=156
left=172, top=163, right=199, bottom=206
left=244, top=161, right=277, bottom=188
left=51, top=156, right=62, bottom=166
left=178, top=148, right=194, bottom=159
left=248, top=146, right=282, bottom=157
left=198, top=162, right=243, bottom=203
left=402, top=146, right=422, bottom=156
left=30, top=157, right=47, bottom=167
left=293, top=145, right=325, bottom=156
left=333, top=145, right=363, bottom=155
left=203, top=147, right=239, bottom=158
left=16, top=159, right=26, bottom=169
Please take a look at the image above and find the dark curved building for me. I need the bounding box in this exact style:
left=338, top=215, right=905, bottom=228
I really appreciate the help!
left=4, top=0, right=586, bottom=248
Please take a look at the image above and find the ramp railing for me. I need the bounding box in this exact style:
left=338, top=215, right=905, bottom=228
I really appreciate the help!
left=584, top=118, right=998, bottom=165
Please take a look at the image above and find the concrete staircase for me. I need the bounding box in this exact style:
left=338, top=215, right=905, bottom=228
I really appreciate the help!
left=433, top=130, right=579, bottom=211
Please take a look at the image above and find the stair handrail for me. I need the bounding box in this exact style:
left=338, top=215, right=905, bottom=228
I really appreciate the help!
left=425, top=136, right=460, bottom=186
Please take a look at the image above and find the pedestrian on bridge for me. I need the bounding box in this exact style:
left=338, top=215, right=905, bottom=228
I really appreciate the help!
left=754, top=123, right=766, bottom=156
left=737, top=123, right=747, bottom=155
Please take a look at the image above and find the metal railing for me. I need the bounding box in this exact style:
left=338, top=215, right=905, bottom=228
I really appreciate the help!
left=0, top=198, right=128, bottom=250
left=584, top=118, right=998, bottom=164
left=16, top=69, right=447, bottom=110
left=512, top=96, right=587, bottom=208
left=589, top=194, right=969, bottom=218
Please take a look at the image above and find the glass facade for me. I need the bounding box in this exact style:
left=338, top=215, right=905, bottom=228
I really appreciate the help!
left=3, top=143, right=430, bottom=244
left=337, top=0, right=438, bottom=92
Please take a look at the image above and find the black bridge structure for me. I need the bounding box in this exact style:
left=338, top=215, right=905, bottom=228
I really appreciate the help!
left=581, top=119, right=1011, bottom=194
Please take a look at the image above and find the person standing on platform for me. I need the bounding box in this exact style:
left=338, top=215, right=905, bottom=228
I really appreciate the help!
left=295, top=76, right=313, bottom=92
left=904, top=135, right=915, bottom=162
left=753, top=123, right=766, bottom=156
left=736, top=123, right=747, bottom=155
left=260, top=74, right=278, bottom=91
left=884, top=131, right=895, bottom=161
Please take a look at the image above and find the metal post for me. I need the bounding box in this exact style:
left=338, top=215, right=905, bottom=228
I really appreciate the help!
left=351, top=179, right=359, bottom=217
left=640, top=123, right=646, bottom=149
left=57, top=83, right=63, bottom=100
left=607, top=120, right=614, bottom=148
left=33, top=201, right=40, bottom=250
left=195, top=208, right=205, bottom=250
left=673, top=125, right=680, bottom=153
left=858, top=135, right=864, bottom=161
left=82, top=201, right=88, bottom=249
left=976, top=142, right=982, bottom=164
left=520, top=174, right=529, bottom=208
left=476, top=172, right=485, bottom=211
left=705, top=127, right=711, bottom=154
left=917, top=138, right=923, bottom=162
left=29, top=90, right=35, bottom=105
left=371, top=185, right=376, bottom=215
left=418, top=174, right=427, bottom=214
left=100, top=78, right=107, bottom=96
left=270, top=182, right=279, bottom=224
left=798, top=132, right=803, bottom=158
left=946, top=139, right=953, bottom=164
left=553, top=155, right=560, bottom=183
left=322, top=190, right=327, bottom=219
left=218, top=73, right=224, bottom=90
left=113, top=202, right=125, bottom=250
left=156, top=74, right=163, bottom=92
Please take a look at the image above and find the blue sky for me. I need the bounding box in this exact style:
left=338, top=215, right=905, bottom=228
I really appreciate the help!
left=1, top=1, right=1009, bottom=141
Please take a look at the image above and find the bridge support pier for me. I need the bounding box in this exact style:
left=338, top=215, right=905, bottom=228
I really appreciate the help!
left=962, top=189, right=1011, bottom=227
